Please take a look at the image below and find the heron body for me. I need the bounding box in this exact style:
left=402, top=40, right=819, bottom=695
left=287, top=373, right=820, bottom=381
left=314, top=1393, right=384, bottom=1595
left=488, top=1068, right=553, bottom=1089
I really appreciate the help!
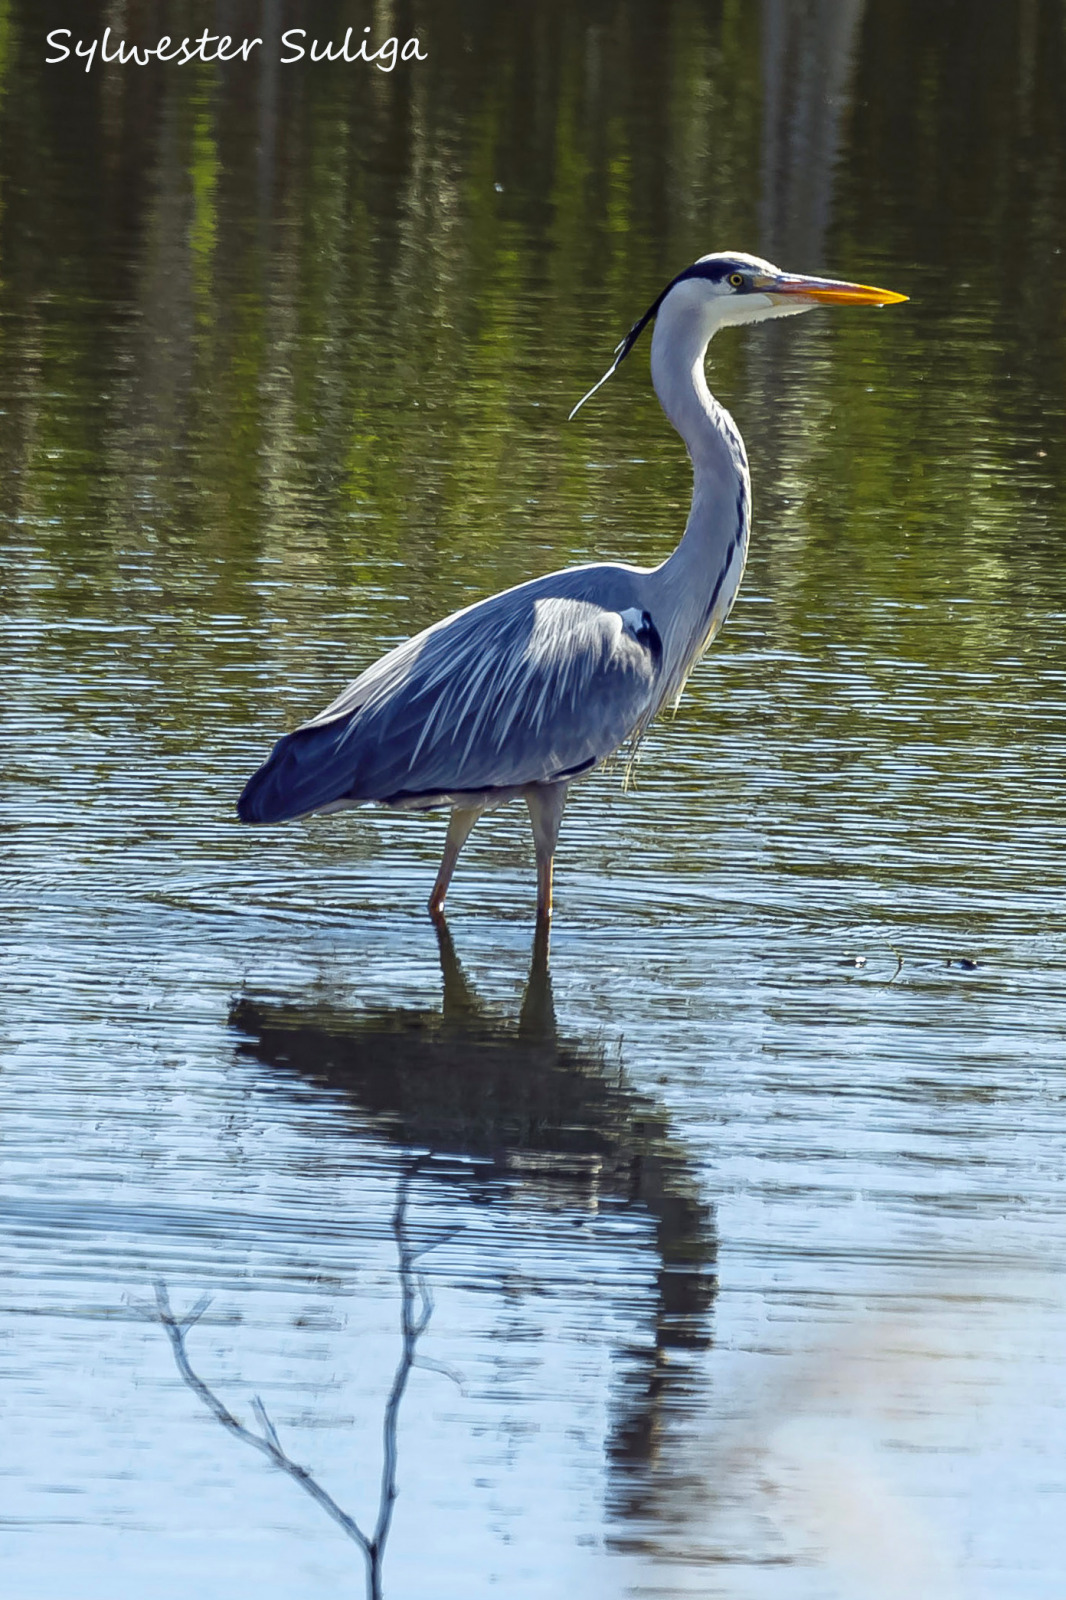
left=238, top=252, right=905, bottom=920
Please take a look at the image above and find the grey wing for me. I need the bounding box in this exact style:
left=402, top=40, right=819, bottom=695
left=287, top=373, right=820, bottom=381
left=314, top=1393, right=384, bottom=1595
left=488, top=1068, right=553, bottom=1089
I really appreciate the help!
left=238, top=588, right=663, bottom=823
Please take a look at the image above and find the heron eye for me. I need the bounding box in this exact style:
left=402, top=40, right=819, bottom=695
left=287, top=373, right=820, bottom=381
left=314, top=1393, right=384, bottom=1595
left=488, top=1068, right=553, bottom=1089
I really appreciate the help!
left=728, top=272, right=745, bottom=289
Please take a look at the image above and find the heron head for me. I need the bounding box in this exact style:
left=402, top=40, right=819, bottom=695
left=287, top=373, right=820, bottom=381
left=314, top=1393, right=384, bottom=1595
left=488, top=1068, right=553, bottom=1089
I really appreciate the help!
left=569, top=252, right=906, bottom=418
left=671, top=251, right=908, bottom=328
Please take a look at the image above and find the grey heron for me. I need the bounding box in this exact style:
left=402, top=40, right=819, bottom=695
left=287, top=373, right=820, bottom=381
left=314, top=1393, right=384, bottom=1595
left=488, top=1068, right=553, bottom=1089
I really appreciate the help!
left=238, top=252, right=905, bottom=920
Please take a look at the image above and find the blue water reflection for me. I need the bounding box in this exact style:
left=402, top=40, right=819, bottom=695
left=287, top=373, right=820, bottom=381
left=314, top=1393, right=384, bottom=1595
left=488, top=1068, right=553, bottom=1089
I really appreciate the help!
left=3, top=0, right=1066, bottom=1594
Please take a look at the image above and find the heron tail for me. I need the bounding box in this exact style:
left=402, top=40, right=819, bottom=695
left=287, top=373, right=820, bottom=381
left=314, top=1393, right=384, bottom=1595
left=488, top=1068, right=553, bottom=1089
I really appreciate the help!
left=236, top=720, right=358, bottom=824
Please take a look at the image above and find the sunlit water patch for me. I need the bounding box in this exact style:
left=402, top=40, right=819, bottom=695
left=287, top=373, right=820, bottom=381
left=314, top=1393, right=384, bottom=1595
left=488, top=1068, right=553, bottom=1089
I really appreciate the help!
left=4, top=2, right=1066, bottom=1594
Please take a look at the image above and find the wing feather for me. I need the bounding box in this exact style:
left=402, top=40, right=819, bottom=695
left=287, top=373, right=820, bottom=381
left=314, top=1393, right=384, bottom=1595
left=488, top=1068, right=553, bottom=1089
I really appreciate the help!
left=238, top=575, right=661, bottom=824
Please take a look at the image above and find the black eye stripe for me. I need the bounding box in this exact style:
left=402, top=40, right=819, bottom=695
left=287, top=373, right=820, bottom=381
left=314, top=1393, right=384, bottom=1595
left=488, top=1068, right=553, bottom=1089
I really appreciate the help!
left=673, top=261, right=750, bottom=289
left=595, top=260, right=757, bottom=389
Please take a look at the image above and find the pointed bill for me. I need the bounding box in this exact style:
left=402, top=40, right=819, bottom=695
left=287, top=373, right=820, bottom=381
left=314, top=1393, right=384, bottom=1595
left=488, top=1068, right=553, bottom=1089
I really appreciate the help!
left=755, top=271, right=908, bottom=306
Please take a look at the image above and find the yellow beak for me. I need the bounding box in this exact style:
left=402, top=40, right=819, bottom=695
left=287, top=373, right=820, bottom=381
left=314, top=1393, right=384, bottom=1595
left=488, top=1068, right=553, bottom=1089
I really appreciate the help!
left=755, top=271, right=908, bottom=307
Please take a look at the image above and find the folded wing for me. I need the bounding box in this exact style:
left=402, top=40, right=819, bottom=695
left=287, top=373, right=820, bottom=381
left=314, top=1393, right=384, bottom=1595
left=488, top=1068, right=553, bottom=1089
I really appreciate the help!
left=238, top=586, right=662, bottom=823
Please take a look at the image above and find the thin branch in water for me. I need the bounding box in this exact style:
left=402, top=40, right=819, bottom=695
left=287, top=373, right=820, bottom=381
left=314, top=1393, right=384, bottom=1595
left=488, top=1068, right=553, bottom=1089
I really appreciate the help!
left=149, top=1280, right=374, bottom=1568
left=412, top=1354, right=467, bottom=1393
left=373, top=1159, right=431, bottom=1561
left=145, top=1156, right=456, bottom=1600
left=252, top=1395, right=282, bottom=1454
left=882, top=944, right=905, bottom=988
left=408, top=1225, right=464, bottom=1261
left=179, top=1290, right=214, bottom=1331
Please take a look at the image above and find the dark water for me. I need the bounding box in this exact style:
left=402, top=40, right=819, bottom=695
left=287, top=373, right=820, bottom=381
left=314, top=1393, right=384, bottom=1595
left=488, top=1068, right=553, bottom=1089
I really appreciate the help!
left=3, top=2, right=1066, bottom=1595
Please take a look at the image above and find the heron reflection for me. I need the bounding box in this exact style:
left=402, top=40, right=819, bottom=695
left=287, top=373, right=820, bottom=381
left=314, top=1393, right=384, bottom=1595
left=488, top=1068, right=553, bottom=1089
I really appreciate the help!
left=230, top=921, right=716, bottom=1516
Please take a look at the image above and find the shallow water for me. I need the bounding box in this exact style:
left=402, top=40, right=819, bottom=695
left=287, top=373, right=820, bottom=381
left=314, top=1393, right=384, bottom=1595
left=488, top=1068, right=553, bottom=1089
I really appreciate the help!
left=3, top=2, right=1066, bottom=1596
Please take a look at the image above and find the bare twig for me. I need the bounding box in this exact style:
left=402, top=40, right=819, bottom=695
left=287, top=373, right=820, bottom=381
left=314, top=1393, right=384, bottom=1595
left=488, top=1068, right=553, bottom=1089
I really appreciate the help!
left=882, top=944, right=905, bottom=988
left=412, top=1354, right=466, bottom=1393
left=373, top=1160, right=430, bottom=1561
left=147, top=1156, right=452, bottom=1600
left=151, top=1280, right=374, bottom=1568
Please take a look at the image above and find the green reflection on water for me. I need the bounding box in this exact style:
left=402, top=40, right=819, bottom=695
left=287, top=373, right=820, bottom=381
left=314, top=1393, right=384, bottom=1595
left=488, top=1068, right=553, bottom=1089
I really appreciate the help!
left=1, top=0, right=1065, bottom=817
left=3, top=10, right=1066, bottom=1593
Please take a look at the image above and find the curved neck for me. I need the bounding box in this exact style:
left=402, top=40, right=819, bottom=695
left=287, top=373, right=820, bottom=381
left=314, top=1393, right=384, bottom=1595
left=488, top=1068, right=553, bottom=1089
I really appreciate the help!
left=648, top=291, right=751, bottom=700
left=650, top=296, right=742, bottom=472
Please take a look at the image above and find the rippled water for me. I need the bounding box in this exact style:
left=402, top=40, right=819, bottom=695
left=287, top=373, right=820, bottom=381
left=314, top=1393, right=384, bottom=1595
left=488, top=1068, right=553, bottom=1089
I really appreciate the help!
left=3, top=2, right=1066, bottom=1596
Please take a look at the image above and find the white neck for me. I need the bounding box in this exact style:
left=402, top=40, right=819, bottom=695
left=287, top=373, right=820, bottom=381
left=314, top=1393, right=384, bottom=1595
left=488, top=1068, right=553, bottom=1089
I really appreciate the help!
left=648, top=285, right=753, bottom=702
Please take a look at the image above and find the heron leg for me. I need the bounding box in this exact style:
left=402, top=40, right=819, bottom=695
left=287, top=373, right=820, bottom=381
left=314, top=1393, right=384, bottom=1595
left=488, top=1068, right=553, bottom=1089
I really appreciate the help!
left=428, top=806, right=481, bottom=919
left=525, top=783, right=567, bottom=922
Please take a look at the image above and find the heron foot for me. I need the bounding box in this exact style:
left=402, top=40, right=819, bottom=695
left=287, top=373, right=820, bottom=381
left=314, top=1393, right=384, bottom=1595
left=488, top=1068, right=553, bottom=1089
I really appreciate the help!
left=428, top=806, right=482, bottom=922
left=525, top=783, right=565, bottom=924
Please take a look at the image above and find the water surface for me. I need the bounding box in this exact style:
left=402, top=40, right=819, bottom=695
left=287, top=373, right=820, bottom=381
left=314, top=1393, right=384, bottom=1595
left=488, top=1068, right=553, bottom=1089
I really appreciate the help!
left=2, top=3, right=1066, bottom=1596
